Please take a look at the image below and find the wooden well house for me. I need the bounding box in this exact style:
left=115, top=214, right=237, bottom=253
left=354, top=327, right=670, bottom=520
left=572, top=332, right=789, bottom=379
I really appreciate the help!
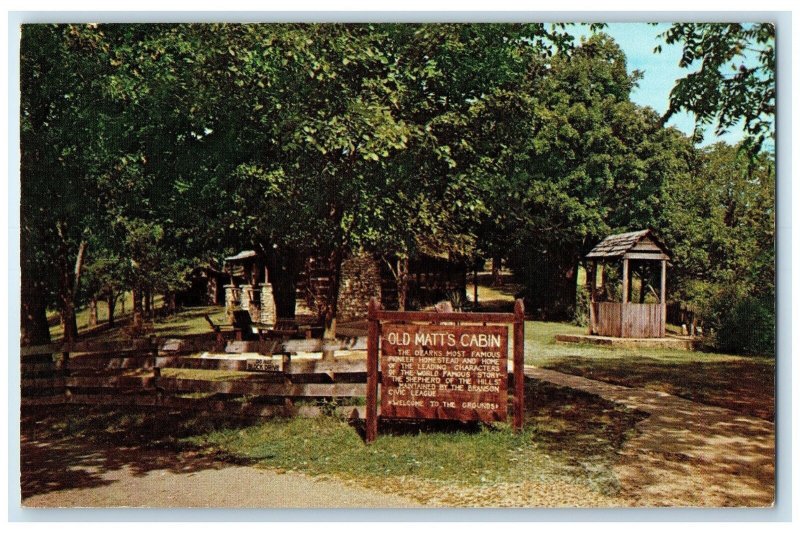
left=586, top=229, right=671, bottom=338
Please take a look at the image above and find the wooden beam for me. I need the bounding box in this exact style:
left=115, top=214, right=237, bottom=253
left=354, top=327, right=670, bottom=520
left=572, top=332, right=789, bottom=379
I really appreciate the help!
left=621, top=258, right=629, bottom=304
left=68, top=355, right=156, bottom=371
left=65, top=375, right=156, bottom=389
left=20, top=344, right=61, bottom=357
left=21, top=361, right=63, bottom=374
left=623, top=252, right=669, bottom=261
left=374, top=309, right=515, bottom=324
left=366, top=297, right=379, bottom=444
left=49, top=393, right=366, bottom=420
left=588, top=260, right=596, bottom=334
left=21, top=395, right=66, bottom=407
left=21, top=377, right=66, bottom=389
left=156, top=355, right=368, bottom=375
left=157, top=378, right=366, bottom=397
left=20, top=338, right=160, bottom=357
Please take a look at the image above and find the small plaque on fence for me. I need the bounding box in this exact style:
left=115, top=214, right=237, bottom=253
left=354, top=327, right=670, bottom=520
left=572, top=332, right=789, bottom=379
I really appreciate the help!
left=380, top=323, right=508, bottom=423
left=245, top=358, right=283, bottom=373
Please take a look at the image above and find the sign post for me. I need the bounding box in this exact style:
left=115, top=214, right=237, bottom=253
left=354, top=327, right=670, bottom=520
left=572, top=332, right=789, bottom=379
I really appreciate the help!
left=365, top=297, right=525, bottom=443
left=366, top=298, right=380, bottom=443
left=513, top=298, right=525, bottom=432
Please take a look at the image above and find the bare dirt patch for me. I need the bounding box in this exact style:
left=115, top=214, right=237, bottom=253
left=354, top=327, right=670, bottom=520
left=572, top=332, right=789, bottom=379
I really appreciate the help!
left=527, top=367, right=775, bottom=507
left=542, top=356, right=774, bottom=420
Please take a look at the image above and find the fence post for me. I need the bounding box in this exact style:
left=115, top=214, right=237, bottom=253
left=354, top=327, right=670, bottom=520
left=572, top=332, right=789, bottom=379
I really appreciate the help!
left=365, top=297, right=379, bottom=444
left=513, top=299, right=525, bottom=432
left=62, top=345, right=71, bottom=403
left=150, top=335, right=161, bottom=405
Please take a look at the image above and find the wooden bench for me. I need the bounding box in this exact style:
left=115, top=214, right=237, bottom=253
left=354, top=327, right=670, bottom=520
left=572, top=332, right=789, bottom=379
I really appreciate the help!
left=205, top=310, right=263, bottom=344
left=206, top=313, right=319, bottom=346
left=264, top=319, right=305, bottom=340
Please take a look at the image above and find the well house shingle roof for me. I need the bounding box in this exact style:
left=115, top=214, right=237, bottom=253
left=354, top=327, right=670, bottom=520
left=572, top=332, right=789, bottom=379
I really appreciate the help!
left=586, top=229, right=670, bottom=259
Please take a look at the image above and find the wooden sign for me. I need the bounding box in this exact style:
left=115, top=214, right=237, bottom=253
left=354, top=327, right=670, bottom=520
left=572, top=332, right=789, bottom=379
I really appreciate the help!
left=380, top=324, right=507, bottom=423
left=365, top=298, right=525, bottom=444
left=245, top=358, right=283, bottom=373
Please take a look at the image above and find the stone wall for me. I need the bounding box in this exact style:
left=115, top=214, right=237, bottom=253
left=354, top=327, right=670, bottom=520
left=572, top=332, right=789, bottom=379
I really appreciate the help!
left=337, top=252, right=382, bottom=322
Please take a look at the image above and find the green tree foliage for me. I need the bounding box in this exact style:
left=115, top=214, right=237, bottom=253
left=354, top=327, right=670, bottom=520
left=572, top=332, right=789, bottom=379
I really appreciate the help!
left=501, top=35, right=683, bottom=319
left=659, top=142, right=775, bottom=353
left=658, top=23, right=775, bottom=152
left=21, top=25, right=108, bottom=343
left=19, top=24, right=775, bottom=354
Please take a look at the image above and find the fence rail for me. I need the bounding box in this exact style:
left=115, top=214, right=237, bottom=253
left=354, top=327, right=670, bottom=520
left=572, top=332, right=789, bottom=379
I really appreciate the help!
left=20, top=335, right=371, bottom=418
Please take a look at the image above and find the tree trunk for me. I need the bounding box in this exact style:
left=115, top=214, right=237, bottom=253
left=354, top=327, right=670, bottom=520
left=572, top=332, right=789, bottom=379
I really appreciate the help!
left=55, top=229, right=87, bottom=344
left=21, top=225, right=52, bottom=345
left=323, top=247, right=344, bottom=339
left=473, top=266, right=479, bottom=307
left=60, top=306, right=78, bottom=344
left=492, top=255, right=503, bottom=287
left=144, top=288, right=152, bottom=319
left=165, top=291, right=177, bottom=315
left=396, top=257, right=409, bottom=312
left=132, top=287, right=143, bottom=329
left=20, top=281, right=51, bottom=346
left=262, top=245, right=302, bottom=320
left=107, top=292, right=116, bottom=327
left=521, top=249, right=579, bottom=321
left=88, top=298, right=98, bottom=327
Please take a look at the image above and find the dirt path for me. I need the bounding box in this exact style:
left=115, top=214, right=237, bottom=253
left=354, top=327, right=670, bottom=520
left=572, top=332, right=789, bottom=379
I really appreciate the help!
left=525, top=366, right=775, bottom=507
left=21, top=435, right=419, bottom=508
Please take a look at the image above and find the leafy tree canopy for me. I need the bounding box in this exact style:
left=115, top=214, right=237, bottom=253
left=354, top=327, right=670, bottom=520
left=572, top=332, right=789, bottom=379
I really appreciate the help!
left=658, top=23, right=775, bottom=153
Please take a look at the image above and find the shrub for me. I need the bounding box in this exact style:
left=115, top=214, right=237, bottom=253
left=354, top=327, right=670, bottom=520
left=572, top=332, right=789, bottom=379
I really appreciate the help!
left=573, top=285, right=590, bottom=327
left=705, top=288, right=775, bottom=356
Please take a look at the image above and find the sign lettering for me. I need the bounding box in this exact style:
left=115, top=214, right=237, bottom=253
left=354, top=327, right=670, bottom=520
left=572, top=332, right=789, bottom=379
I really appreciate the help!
left=380, top=324, right=508, bottom=423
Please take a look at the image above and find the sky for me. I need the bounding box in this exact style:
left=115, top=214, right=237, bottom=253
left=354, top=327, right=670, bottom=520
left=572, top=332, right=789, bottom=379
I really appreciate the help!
left=569, top=22, right=763, bottom=149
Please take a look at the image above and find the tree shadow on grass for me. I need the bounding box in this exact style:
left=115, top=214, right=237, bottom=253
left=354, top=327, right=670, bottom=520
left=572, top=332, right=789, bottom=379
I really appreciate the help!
left=348, top=417, right=483, bottom=442
left=20, top=405, right=261, bottom=500
left=525, top=379, right=649, bottom=462
left=542, top=357, right=774, bottom=421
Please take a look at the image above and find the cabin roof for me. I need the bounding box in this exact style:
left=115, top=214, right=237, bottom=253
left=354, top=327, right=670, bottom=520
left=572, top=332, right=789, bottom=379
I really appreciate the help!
left=586, top=229, right=671, bottom=260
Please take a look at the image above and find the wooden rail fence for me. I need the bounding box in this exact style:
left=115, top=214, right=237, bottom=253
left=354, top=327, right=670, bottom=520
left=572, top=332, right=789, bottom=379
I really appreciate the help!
left=21, top=336, right=371, bottom=419
left=21, top=333, right=525, bottom=423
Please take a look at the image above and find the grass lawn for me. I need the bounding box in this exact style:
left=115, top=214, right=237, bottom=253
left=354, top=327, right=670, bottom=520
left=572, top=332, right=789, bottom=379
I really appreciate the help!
left=526, top=321, right=775, bottom=421
left=23, top=376, right=645, bottom=505
left=47, top=295, right=228, bottom=342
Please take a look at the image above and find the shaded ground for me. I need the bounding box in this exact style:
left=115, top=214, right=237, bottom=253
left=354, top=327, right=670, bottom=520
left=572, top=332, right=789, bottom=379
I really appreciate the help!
left=21, top=436, right=418, bottom=508
left=20, top=377, right=642, bottom=508
left=20, top=363, right=773, bottom=508
left=526, top=367, right=775, bottom=507
left=540, top=356, right=774, bottom=420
